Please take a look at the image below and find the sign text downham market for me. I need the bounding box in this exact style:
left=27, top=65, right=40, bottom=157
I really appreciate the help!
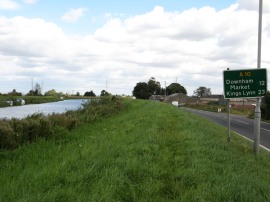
left=223, top=69, right=267, bottom=99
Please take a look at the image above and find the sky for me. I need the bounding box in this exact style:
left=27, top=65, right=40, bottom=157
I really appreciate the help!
left=0, top=0, right=270, bottom=96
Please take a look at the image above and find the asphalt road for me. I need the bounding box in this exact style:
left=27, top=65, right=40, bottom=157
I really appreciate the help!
left=182, top=107, right=270, bottom=151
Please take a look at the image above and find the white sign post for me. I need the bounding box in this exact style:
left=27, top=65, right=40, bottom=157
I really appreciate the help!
left=254, top=0, right=263, bottom=155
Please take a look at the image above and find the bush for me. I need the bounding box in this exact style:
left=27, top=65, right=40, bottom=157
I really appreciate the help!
left=0, top=122, right=16, bottom=149
left=10, top=119, right=26, bottom=144
left=51, top=126, right=68, bottom=140
left=49, top=113, right=79, bottom=131
left=38, top=117, right=53, bottom=139
left=261, top=104, right=270, bottom=120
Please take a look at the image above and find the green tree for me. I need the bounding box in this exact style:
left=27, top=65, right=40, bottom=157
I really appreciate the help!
left=34, top=83, right=42, bottom=95
left=27, top=83, right=42, bottom=96
left=132, top=82, right=150, bottom=99
left=193, top=86, right=211, bottom=97
left=147, top=77, right=161, bottom=95
left=8, top=89, right=22, bottom=96
left=159, top=88, right=165, bottom=96
left=44, top=89, right=57, bottom=96
left=261, top=91, right=270, bottom=120
left=58, top=92, right=64, bottom=97
left=84, top=91, right=96, bottom=97
left=166, top=83, right=187, bottom=95
left=100, top=90, right=109, bottom=96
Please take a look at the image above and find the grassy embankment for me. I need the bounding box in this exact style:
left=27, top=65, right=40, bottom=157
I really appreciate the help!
left=1, top=99, right=270, bottom=201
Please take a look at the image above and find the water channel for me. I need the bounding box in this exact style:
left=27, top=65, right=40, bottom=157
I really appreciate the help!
left=0, top=99, right=88, bottom=119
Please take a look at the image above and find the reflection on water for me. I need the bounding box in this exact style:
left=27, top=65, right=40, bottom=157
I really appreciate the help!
left=0, top=99, right=88, bottom=119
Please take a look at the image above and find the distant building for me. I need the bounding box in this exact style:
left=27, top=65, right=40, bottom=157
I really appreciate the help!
left=198, top=94, right=223, bottom=104
left=200, top=95, right=256, bottom=109
left=165, top=93, right=192, bottom=105
left=224, top=98, right=256, bottom=109
left=149, top=93, right=195, bottom=105
left=149, top=95, right=165, bottom=102
left=150, top=93, right=257, bottom=109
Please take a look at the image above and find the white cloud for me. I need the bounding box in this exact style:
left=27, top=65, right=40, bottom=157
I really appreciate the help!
left=0, top=0, right=19, bottom=10
left=0, top=16, right=72, bottom=57
left=237, top=0, right=270, bottom=12
left=0, top=4, right=270, bottom=95
left=23, top=0, right=38, bottom=4
left=61, top=7, right=87, bottom=23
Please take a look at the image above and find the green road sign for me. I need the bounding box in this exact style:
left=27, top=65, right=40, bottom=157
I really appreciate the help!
left=223, top=68, right=267, bottom=99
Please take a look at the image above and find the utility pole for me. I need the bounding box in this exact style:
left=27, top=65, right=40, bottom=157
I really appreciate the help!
left=31, top=78, right=33, bottom=91
left=227, top=99, right=231, bottom=142
left=164, top=81, right=167, bottom=100
left=254, top=0, right=263, bottom=154
left=227, top=68, right=231, bottom=143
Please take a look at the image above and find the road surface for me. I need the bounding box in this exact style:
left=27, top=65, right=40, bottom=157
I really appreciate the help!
left=182, top=107, right=270, bottom=151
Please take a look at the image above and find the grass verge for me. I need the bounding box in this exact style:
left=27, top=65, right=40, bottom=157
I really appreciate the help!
left=1, top=99, right=270, bottom=201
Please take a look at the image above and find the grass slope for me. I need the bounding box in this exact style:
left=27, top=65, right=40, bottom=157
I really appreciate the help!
left=1, top=99, right=270, bottom=201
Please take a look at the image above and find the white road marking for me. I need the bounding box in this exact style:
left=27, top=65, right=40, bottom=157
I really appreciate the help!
left=234, top=132, right=270, bottom=152
left=184, top=108, right=270, bottom=151
left=235, top=120, right=249, bottom=125
left=261, top=128, right=270, bottom=133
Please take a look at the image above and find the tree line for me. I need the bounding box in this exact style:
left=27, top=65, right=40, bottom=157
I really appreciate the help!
left=132, top=77, right=187, bottom=99
left=0, top=83, right=110, bottom=97
left=2, top=79, right=211, bottom=99
left=132, top=77, right=213, bottom=99
left=2, top=79, right=270, bottom=120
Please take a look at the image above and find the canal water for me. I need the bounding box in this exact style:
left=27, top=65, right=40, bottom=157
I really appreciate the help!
left=0, top=99, right=88, bottom=119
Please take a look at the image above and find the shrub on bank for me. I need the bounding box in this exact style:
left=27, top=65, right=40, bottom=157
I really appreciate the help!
left=49, top=112, right=79, bottom=131
left=0, top=97, right=126, bottom=150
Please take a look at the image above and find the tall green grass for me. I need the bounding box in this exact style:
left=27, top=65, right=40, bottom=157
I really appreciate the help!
left=1, top=99, right=270, bottom=201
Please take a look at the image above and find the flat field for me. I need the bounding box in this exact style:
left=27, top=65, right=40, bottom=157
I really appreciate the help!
left=1, top=99, right=270, bottom=201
